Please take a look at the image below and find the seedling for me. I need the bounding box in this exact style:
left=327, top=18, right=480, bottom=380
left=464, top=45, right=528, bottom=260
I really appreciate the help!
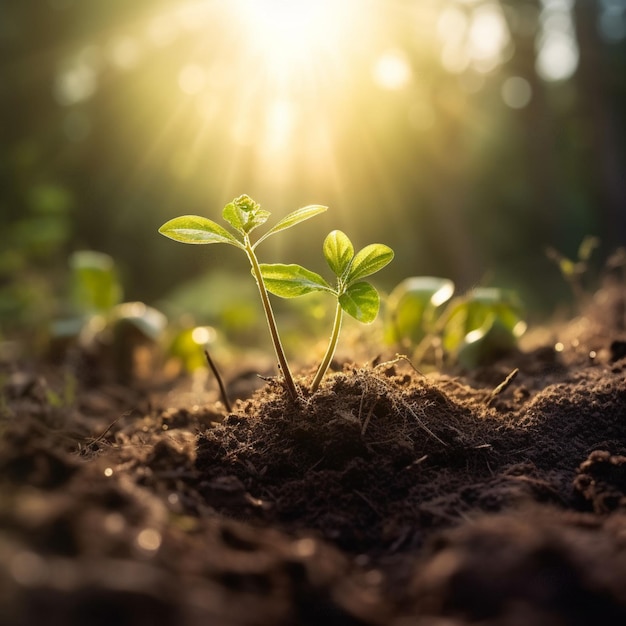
left=546, top=235, right=600, bottom=304
left=385, top=276, right=455, bottom=347
left=385, top=278, right=526, bottom=368
left=52, top=250, right=167, bottom=383
left=443, top=288, right=526, bottom=368
left=260, top=230, right=394, bottom=392
left=158, top=195, right=327, bottom=401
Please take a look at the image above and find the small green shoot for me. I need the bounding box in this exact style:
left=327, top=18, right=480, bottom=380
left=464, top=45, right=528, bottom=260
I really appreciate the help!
left=67, top=252, right=166, bottom=342
left=443, top=288, right=526, bottom=368
left=546, top=235, right=600, bottom=304
left=385, top=279, right=526, bottom=368
left=70, top=250, right=123, bottom=315
left=385, top=276, right=455, bottom=346
left=260, top=230, right=394, bottom=392
left=158, top=195, right=327, bottom=401
left=52, top=251, right=167, bottom=383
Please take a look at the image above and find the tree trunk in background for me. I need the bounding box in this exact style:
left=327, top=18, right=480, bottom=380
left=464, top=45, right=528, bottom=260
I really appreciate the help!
left=573, top=0, right=626, bottom=248
left=503, top=0, right=564, bottom=246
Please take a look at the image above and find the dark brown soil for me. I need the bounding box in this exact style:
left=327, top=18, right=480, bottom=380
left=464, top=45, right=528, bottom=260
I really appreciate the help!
left=2, top=281, right=626, bottom=625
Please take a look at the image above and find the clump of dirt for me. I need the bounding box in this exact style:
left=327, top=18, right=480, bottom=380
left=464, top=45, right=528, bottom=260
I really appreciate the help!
left=196, top=362, right=502, bottom=553
left=192, top=344, right=626, bottom=559
left=195, top=362, right=494, bottom=553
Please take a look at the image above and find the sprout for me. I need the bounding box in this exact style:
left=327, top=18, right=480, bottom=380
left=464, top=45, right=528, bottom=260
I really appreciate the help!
left=159, top=195, right=327, bottom=401
left=260, top=230, right=394, bottom=391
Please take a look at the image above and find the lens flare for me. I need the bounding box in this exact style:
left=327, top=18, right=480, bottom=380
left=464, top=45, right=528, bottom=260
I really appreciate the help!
left=204, top=0, right=372, bottom=188
left=229, top=0, right=355, bottom=71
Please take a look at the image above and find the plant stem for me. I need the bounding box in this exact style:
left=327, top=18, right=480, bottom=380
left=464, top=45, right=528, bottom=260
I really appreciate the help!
left=244, top=239, right=299, bottom=402
left=311, top=299, right=343, bottom=393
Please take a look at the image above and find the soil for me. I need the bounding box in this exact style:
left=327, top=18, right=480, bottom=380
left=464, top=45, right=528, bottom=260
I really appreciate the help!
left=2, top=279, right=626, bottom=625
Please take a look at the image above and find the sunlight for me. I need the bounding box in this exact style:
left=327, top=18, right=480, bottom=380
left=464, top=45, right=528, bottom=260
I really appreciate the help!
left=228, top=0, right=358, bottom=78
left=263, top=100, right=296, bottom=153
left=193, top=0, right=374, bottom=190
left=178, top=64, right=207, bottom=96
left=50, top=0, right=539, bottom=221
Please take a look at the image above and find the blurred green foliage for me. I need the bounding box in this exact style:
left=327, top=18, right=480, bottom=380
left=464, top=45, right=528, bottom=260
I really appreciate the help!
left=48, top=251, right=167, bottom=381
left=442, top=287, right=526, bottom=368
left=385, top=277, right=525, bottom=368
left=0, top=179, right=73, bottom=343
left=69, top=250, right=123, bottom=315
left=1, top=0, right=626, bottom=346
left=385, top=276, right=455, bottom=345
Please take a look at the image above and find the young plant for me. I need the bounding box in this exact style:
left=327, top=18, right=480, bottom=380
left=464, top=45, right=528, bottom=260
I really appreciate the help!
left=260, top=230, right=394, bottom=392
left=442, top=287, right=526, bottom=368
left=158, top=195, right=327, bottom=401
left=52, top=251, right=167, bottom=384
left=384, top=276, right=455, bottom=347
left=385, top=277, right=526, bottom=368
left=546, top=235, right=600, bottom=305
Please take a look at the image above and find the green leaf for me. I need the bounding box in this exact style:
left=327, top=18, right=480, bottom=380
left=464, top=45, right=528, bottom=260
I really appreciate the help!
left=385, top=276, right=455, bottom=344
left=346, top=244, right=394, bottom=283
left=558, top=257, right=576, bottom=277
left=254, top=204, right=327, bottom=247
left=338, top=281, right=380, bottom=323
left=441, top=287, right=525, bottom=354
left=259, top=263, right=334, bottom=298
left=323, top=230, right=354, bottom=277
left=159, top=215, right=243, bottom=247
left=457, top=315, right=519, bottom=369
left=578, top=235, right=599, bottom=263
left=222, top=195, right=270, bottom=234
left=70, top=250, right=122, bottom=314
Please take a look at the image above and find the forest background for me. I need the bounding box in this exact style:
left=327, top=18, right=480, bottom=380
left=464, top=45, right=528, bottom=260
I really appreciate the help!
left=1, top=0, right=625, bottom=350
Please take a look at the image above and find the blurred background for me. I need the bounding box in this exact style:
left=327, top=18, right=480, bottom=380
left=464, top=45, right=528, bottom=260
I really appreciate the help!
left=1, top=0, right=625, bottom=354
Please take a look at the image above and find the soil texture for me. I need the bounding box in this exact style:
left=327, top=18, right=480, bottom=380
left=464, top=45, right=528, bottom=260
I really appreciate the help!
left=2, top=281, right=626, bottom=625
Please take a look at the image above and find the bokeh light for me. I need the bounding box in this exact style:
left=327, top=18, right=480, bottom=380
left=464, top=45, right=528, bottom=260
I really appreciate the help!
left=501, top=76, right=532, bottom=109
left=535, top=0, right=579, bottom=81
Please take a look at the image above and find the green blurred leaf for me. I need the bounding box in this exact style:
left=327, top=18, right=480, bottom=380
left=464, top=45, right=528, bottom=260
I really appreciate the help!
left=559, top=258, right=577, bottom=277
left=11, top=216, right=70, bottom=257
left=28, top=183, right=73, bottom=215
left=346, top=244, right=394, bottom=283
left=70, top=250, right=123, bottom=314
left=578, top=235, right=600, bottom=263
left=168, top=327, right=209, bottom=372
left=70, top=253, right=119, bottom=312
left=260, top=263, right=334, bottom=298
left=457, top=315, right=520, bottom=369
left=385, top=276, right=455, bottom=344
left=442, top=287, right=525, bottom=356
left=323, top=230, right=354, bottom=277
left=339, top=281, right=380, bottom=323
left=159, top=215, right=243, bottom=247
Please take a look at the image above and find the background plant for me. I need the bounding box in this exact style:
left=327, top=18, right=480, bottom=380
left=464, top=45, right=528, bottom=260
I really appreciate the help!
left=385, top=278, right=526, bottom=369
left=385, top=276, right=455, bottom=347
left=260, top=230, right=393, bottom=392
left=546, top=235, right=601, bottom=306
left=53, top=250, right=167, bottom=383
